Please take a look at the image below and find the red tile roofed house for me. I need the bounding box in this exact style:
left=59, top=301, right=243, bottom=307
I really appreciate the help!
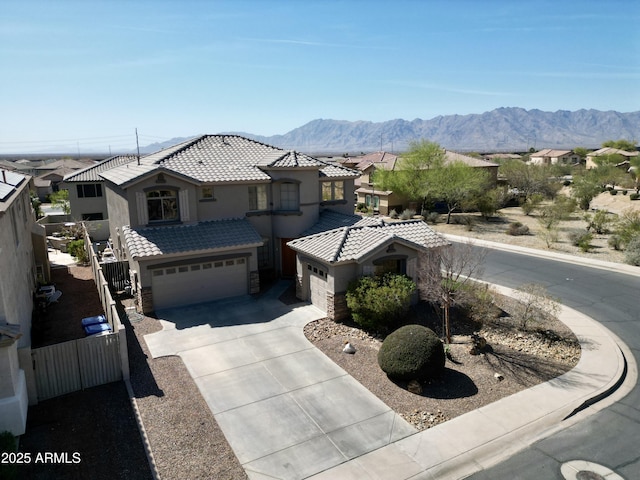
left=99, top=135, right=360, bottom=313
left=529, top=149, right=581, bottom=165
left=288, top=215, right=449, bottom=319
left=0, top=168, right=49, bottom=435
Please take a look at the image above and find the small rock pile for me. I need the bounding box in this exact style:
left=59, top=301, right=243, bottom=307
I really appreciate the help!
left=304, top=318, right=382, bottom=348
left=400, top=409, right=449, bottom=430
left=481, top=327, right=581, bottom=365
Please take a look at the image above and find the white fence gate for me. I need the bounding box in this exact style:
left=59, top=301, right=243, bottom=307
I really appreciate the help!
left=32, top=333, right=122, bottom=401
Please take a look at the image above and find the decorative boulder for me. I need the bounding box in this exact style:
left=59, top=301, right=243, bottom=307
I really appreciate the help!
left=377, top=325, right=445, bottom=382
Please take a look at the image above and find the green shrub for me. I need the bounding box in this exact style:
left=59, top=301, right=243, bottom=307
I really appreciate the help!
left=377, top=325, right=445, bottom=381
left=507, top=221, right=529, bottom=236
left=389, top=209, right=399, bottom=219
left=631, top=193, right=640, bottom=200
left=624, top=236, right=640, bottom=266
left=67, top=239, right=88, bottom=263
left=346, top=274, right=416, bottom=332
left=608, top=234, right=623, bottom=250
left=622, top=189, right=628, bottom=195
left=399, top=209, right=416, bottom=220
left=584, top=210, right=614, bottom=234
left=609, top=189, right=618, bottom=195
left=567, top=230, right=593, bottom=252
left=425, top=212, right=439, bottom=224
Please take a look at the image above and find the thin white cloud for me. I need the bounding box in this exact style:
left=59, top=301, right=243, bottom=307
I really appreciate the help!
left=239, top=36, right=370, bottom=49
left=389, top=80, right=514, bottom=97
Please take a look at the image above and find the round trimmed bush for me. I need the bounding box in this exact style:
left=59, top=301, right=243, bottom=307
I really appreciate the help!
left=377, top=325, right=445, bottom=381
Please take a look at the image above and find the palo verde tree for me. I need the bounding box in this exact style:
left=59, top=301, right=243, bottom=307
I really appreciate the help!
left=419, top=241, right=488, bottom=344
left=429, top=161, right=489, bottom=224
left=499, top=160, right=559, bottom=201
left=602, top=139, right=638, bottom=152
left=376, top=139, right=446, bottom=213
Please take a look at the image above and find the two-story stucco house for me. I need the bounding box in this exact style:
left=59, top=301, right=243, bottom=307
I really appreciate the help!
left=99, top=135, right=360, bottom=313
left=0, top=168, right=49, bottom=435
left=529, top=149, right=581, bottom=166
left=62, top=154, right=138, bottom=221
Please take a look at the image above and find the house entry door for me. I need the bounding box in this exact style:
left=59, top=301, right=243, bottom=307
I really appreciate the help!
left=280, top=239, right=297, bottom=277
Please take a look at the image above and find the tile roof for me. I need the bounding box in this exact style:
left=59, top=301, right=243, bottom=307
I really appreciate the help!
left=63, top=155, right=138, bottom=182
left=288, top=219, right=449, bottom=264
left=531, top=149, right=573, bottom=157
left=99, top=135, right=358, bottom=187
left=123, top=218, right=263, bottom=259
left=0, top=168, right=28, bottom=203
left=589, top=147, right=638, bottom=158
left=443, top=151, right=499, bottom=168
left=302, top=210, right=383, bottom=236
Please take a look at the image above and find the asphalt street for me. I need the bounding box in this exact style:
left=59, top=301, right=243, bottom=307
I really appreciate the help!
left=466, top=245, right=640, bottom=480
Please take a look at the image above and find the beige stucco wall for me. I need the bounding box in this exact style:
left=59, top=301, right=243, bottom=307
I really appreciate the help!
left=0, top=187, right=37, bottom=348
left=64, top=182, right=109, bottom=221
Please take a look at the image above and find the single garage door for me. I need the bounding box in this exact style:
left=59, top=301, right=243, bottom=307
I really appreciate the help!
left=308, top=264, right=327, bottom=313
left=151, top=257, right=248, bottom=310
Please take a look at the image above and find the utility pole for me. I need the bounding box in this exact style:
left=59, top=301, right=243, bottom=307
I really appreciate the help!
left=135, top=128, right=141, bottom=165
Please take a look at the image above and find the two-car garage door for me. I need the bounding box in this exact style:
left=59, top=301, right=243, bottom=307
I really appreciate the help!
left=151, top=257, right=248, bottom=310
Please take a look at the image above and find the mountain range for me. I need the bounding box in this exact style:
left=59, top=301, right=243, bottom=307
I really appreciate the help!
left=142, top=107, right=640, bottom=155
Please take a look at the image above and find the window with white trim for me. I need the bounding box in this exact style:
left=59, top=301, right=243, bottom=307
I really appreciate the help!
left=279, top=182, right=299, bottom=210
left=322, top=181, right=344, bottom=201
left=147, top=189, right=178, bottom=222
left=248, top=185, right=267, bottom=210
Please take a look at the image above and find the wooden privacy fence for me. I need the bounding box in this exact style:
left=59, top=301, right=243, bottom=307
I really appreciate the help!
left=32, top=334, right=122, bottom=401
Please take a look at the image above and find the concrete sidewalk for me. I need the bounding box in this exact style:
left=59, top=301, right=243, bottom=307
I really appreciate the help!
left=145, top=278, right=633, bottom=480
left=309, top=284, right=635, bottom=479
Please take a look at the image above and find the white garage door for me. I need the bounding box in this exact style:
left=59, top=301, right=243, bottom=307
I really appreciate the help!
left=308, top=264, right=327, bottom=313
left=151, top=258, right=247, bottom=310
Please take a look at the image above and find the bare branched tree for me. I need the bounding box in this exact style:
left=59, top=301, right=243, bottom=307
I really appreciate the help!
left=419, top=240, right=488, bottom=343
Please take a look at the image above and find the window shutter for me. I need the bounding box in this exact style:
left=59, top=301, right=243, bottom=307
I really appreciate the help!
left=179, top=189, right=190, bottom=221
left=407, top=258, right=417, bottom=279
left=136, top=192, right=148, bottom=225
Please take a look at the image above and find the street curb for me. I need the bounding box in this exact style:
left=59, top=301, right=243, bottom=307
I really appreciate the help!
left=309, top=283, right=636, bottom=480
left=443, top=233, right=640, bottom=277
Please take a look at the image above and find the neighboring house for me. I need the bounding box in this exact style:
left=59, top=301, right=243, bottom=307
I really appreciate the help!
left=288, top=212, right=449, bottom=319
left=99, top=135, right=360, bottom=313
left=484, top=153, right=522, bottom=162
left=529, top=149, right=581, bottom=165
left=353, top=150, right=498, bottom=215
left=38, top=166, right=79, bottom=193
left=352, top=152, right=404, bottom=214
left=585, top=147, right=639, bottom=170
left=0, top=168, right=48, bottom=435
left=32, top=176, right=52, bottom=202
left=62, top=154, right=138, bottom=221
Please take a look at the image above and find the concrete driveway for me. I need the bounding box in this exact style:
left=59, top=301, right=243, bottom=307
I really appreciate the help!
left=144, top=281, right=416, bottom=479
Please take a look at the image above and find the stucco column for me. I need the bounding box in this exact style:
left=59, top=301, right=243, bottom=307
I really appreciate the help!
left=0, top=329, right=29, bottom=435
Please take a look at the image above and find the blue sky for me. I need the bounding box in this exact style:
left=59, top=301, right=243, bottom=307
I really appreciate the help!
left=1, top=0, right=638, bottom=153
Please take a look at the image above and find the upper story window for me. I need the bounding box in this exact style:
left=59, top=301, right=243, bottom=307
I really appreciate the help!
left=200, top=187, right=215, bottom=201
left=279, top=182, right=299, bottom=211
left=147, top=189, right=178, bottom=222
left=322, top=181, right=344, bottom=201
left=77, top=184, right=102, bottom=198
left=248, top=185, right=268, bottom=210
